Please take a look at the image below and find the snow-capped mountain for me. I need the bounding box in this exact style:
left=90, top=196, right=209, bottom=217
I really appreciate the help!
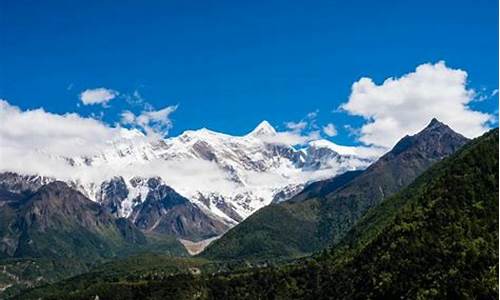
left=0, top=121, right=374, bottom=227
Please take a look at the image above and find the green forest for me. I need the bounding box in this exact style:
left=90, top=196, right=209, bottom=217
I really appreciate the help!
left=17, top=129, right=498, bottom=299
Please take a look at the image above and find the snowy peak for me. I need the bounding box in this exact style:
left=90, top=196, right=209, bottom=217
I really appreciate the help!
left=247, top=120, right=277, bottom=137
left=0, top=119, right=375, bottom=227
left=309, top=140, right=352, bottom=156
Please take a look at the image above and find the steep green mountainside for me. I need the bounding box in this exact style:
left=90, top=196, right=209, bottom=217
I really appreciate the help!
left=0, top=182, right=187, bottom=297
left=19, top=128, right=498, bottom=300
left=0, top=181, right=187, bottom=260
left=202, top=119, right=469, bottom=260
left=316, top=128, right=499, bottom=298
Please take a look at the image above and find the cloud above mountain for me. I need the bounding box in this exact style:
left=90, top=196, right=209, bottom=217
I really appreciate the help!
left=322, top=123, right=337, bottom=137
left=0, top=100, right=372, bottom=217
left=340, top=61, right=494, bottom=148
left=1, top=61, right=494, bottom=189
left=257, top=130, right=321, bottom=146
left=79, top=88, right=119, bottom=106
left=0, top=99, right=130, bottom=158
left=257, top=111, right=324, bottom=146
left=0, top=100, right=236, bottom=193
left=120, top=105, right=178, bottom=136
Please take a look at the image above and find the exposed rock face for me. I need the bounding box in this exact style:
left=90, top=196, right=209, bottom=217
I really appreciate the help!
left=97, top=177, right=129, bottom=217
left=0, top=172, right=51, bottom=196
left=130, top=178, right=229, bottom=241
left=0, top=121, right=374, bottom=227
left=0, top=119, right=469, bottom=256
left=337, top=118, right=470, bottom=208
left=0, top=181, right=147, bottom=259
left=202, top=119, right=471, bottom=260
left=0, top=174, right=230, bottom=244
left=271, top=184, right=306, bottom=203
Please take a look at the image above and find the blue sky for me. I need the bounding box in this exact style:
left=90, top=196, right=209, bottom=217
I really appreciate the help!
left=0, top=0, right=498, bottom=147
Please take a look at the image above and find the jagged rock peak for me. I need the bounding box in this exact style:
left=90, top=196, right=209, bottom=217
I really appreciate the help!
left=247, top=120, right=277, bottom=137
left=38, top=181, right=72, bottom=192
left=388, top=118, right=469, bottom=157
left=423, top=118, right=450, bottom=132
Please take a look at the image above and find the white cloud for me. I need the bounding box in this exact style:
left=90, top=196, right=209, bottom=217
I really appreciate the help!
left=0, top=99, right=150, bottom=180
left=80, top=88, right=119, bottom=106
left=308, top=139, right=386, bottom=159
left=340, top=61, right=494, bottom=148
left=0, top=99, right=378, bottom=213
left=248, top=119, right=319, bottom=146
left=0, top=100, right=332, bottom=205
left=123, top=90, right=148, bottom=107
left=259, top=113, right=324, bottom=146
left=0, top=99, right=131, bottom=158
left=120, top=110, right=136, bottom=124
left=121, top=105, right=178, bottom=136
left=264, top=110, right=324, bottom=146
left=322, top=123, right=337, bottom=137
left=306, top=110, right=318, bottom=119
left=285, top=121, right=307, bottom=132
left=472, top=87, right=499, bottom=102
left=258, top=130, right=320, bottom=146
left=0, top=99, right=234, bottom=192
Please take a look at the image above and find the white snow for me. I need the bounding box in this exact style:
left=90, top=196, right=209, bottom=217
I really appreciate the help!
left=3, top=122, right=375, bottom=225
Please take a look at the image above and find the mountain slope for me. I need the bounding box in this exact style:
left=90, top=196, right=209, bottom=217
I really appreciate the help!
left=1, top=121, right=374, bottom=227
left=315, top=128, right=499, bottom=298
left=129, top=178, right=228, bottom=241
left=198, top=127, right=498, bottom=300
left=202, top=119, right=469, bottom=260
left=0, top=173, right=229, bottom=244
left=20, top=128, right=498, bottom=300
left=0, top=181, right=188, bottom=296
left=0, top=181, right=186, bottom=260
left=287, top=170, right=363, bottom=203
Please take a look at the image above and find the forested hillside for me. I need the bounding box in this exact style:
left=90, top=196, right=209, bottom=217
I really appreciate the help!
left=202, top=119, right=469, bottom=260
left=19, top=129, right=498, bottom=299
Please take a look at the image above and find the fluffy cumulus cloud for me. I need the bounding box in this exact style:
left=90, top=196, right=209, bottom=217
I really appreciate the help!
left=340, top=61, right=494, bottom=148
left=0, top=99, right=145, bottom=180
left=80, top=88, right=119, bottom=106
left=0, top=100, right=234, bottom=191
left=120, top=105, right=178, bottom=136
left=322, top=123, right=337, bottom=137
left=0, top=100, right=129, bottom=158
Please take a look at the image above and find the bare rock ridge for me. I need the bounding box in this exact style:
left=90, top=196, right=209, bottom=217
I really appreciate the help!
left=129, top=178, right=228, bottom=241
left=0, top=120, right=374, bottom=230
left=201, top=118, right=470, bottom=259
left=0, top=118, right=470, bottom=260
left=0, top=181, right=150, bottom=259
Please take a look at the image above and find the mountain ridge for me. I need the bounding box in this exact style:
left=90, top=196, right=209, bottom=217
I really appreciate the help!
left=0, top=181, right=186, bottom=260
left=19, top=128, right=498, bottom=300
left=0, top=121, right=374, bottom=231
left=201, top=118, right=470, bottom=259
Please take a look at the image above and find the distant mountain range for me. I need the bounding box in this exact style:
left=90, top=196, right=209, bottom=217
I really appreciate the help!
left=17, top=127, right=498, bottom=300
left=0, top=119, right=468, bottom=259
left=0, top=118, right=489, bottom=298
left=0, top=181, right=145, bottom=259
left=201, top=119, right=470, bottom=259
left=0, top=121, right=373, bottom=231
